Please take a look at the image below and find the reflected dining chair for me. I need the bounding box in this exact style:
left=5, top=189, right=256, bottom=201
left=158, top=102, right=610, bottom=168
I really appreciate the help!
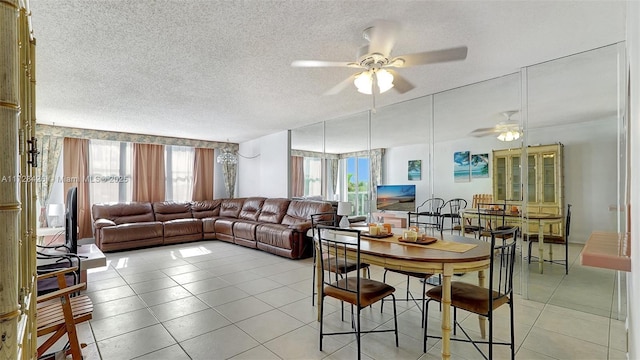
left=440, top=198, right=481, bottom=237
left=424, top=226, right=518, bottom=360
left=477, top=202, right=516, bottom=241
left=525, top=204, right=572, bottom=274
left=408, top=197, right=445, bottom=232
left=316, top=225, right=398, bottom=359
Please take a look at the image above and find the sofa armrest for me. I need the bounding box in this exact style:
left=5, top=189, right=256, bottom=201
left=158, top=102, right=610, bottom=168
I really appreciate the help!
left=94, top=218, right=116, bottom=229
left=288, top=221, right=312, bottom=232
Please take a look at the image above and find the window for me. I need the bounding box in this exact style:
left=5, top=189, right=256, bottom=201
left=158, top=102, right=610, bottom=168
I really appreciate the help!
left=346, top=156, right=369, bottom=215
left=165, top=146, right=194, bottom=201
left=88, top=140, right=132, bottom=203
left=304, top=157, right=322, bottom=197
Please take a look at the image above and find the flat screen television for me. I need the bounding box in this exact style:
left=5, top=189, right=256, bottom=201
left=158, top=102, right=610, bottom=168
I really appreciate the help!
left=64, top=186, right=78, bottom=254
left=376, top=185, right=416, bottom=212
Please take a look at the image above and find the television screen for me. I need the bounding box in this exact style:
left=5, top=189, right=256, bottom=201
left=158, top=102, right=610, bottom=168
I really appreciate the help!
left=64, top=186, right=78, bottom=254
left=376, top=185, right=416, bottom=212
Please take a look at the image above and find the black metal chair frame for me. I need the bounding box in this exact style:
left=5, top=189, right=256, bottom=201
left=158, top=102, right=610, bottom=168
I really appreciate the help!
left=316, top=225, right=398, bottom=359
left=311, top=213, right=371, bottom=322
left=408, top=197, right=445, bottom=232
left=424, top=226, right=518, bottom=360
left=440, top=198, right=478, bottom=236
left=527, top=204, right=572, bottom=274
left=477, top=202, right=515, bottom=240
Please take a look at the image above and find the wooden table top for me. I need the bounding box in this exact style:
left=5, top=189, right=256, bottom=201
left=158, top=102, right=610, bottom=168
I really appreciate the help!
left=328, top=228, right=491, bottom=264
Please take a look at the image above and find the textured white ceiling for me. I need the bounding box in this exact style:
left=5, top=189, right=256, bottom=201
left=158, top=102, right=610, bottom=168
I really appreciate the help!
left=29, top=1, right=626, bottom=144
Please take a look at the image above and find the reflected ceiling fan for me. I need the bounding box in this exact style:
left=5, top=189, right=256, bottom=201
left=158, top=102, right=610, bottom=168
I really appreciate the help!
left=469, top=110, right=522, bottom=141
left=291, top=20, right=468, bottom=96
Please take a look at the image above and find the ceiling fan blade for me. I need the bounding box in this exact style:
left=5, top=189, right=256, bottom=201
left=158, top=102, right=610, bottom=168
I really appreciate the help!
left=324, top=74, right=357, bottom=95
left=291, top=60, right=359, bottom=68
left=366, top=20, right=399, bottom=57
left=390, top=46, right=468, bottom=68
left=386, top=70, right=414, bottom=94
left=469, top=127, right=499, bottom=137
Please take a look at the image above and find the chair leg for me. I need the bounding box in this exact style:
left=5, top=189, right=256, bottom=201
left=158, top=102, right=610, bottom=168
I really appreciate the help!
left=510, top=300, right=515, bottom=360
left=311, top=256, right=316, bottom=306
left=488, top=310, right=493, bottom=360
left=421, top=278, right=426, bottom=329
left=319, top=294, right=325, bottom=351
left=565, top=242, right=569, bottom=274
left=527, top=240, right=533, bottom=264
left=356, top=306, right=362, bottom=360
left=381, top=269, right=388, bottom=313
left=392, top=294, right=399, bottom=347
left=423, top=298, right=431, bottom=353
left=453, top=307, right=457, bottom=335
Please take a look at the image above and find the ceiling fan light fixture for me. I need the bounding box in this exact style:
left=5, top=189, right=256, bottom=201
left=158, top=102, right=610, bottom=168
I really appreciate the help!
left=497, top=130, right=521, bottom=142
left=376, top=69, right=394, bottom=93
left=354, top=69, right=394, bottom=94
left=354, top=71, right=373, bottom=94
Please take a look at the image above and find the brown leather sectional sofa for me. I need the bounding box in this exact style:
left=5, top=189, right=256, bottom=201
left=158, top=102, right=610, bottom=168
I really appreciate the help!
left=91, top=197, right=334, bottom=259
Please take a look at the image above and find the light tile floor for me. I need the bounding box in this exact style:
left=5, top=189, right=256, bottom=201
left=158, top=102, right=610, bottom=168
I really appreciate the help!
left=42, top=240, right=627, bottom=359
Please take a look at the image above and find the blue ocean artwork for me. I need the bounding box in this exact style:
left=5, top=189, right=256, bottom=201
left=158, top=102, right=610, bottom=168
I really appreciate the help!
left=454, top=151, right=470, bottom=182
left=471, top=153, right=489, bottom=178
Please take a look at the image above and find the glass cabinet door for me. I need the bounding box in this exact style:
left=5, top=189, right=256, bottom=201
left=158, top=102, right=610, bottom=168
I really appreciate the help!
left=495, top=156, right=506, bottom=201
left=528, top=154, right=537, bottom=202
left=511, top=156, right=521, bottom=200
left=543, top=153, right=556, bottom=203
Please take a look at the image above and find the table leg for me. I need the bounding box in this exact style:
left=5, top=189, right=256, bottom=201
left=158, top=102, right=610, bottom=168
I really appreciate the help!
left=477, top=269, right=486, bottom=339
left=316, top=254, right=323, bottom=321
left=538, top=222, right=544, bottom=274
left=441, top=264, right=454, bottom=360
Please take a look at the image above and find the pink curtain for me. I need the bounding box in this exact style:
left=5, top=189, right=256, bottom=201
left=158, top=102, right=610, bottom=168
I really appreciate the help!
left=192, top=148, right=214, bottom=201
left=291, top=156, right=304, bottom=197
left=63, top=138, right=92, bottom=239
left=132, top=143, right=165, bottom=202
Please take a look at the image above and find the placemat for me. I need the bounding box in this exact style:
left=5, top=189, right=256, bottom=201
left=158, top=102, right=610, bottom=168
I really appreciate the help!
left=368, top=235, right=477, bottom=253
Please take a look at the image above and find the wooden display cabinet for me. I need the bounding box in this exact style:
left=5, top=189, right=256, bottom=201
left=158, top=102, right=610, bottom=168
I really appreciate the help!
left=492, top=143, right=564, bottom=236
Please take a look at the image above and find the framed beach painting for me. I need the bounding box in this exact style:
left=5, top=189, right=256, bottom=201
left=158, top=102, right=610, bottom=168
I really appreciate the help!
left=454, top=151, right=470, bottom=182
left=471, top=153, right=489, bottom=178
left=408, top=160, right=421, bottom=180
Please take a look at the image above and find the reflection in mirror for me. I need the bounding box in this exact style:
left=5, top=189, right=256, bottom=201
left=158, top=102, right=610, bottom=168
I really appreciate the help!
left=290, top=121, right=325, bottom=199
left=371, top=96, right=432, bottom=225
left=324, top=112, right=370, bottom=216
left=524, top=43, right=625, bottom=318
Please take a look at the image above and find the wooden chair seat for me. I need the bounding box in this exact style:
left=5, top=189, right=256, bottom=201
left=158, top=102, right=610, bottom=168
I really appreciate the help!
left=323, top=257, right=369, bottom=275
left=523, top=233, right=565, bottom=244
left=426, top=281, right=509, bottom=315
left=325, top=277, right=396, bottom=308
left=36, top=267, right=94, bottom=360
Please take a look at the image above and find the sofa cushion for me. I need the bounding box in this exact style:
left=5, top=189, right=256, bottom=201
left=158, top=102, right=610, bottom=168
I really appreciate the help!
left=281, top=200, right=333, bottom=227
left=92, top=202, right=155, bottom=225
left=164, top=218, right=202, bottom=238
left=153, top=202, right=193, bottom=222
left=257, top=198, right=290, bottom=224
left=238, top=197, right=266, bottom=221
left=191, top=200, right=222, bottom=219
left=100, top=222, right=163, bottom=243
left=219, top=198, right=245, bottom=218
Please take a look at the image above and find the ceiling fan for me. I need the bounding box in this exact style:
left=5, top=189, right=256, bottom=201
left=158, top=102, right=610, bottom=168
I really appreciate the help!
left=469, top=110, right=522, bottom=141
left=291, top=20, right=468, bottom=96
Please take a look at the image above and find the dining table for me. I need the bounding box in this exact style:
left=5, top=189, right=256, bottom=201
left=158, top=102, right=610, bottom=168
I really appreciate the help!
left=314, top=227, right=491, bottom=360
left=459, top=208, right=563, bottom=273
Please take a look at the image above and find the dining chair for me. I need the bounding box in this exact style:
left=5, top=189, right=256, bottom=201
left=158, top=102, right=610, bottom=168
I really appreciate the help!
left=316, top=225, right=398, bottom=359
left=525, top=204, right=572, bottom=274
left=423, top=226, right=518, bottom=360
left=408, top=197, right=445, bottom=232
left=477, top=202, right=515, bottom=241
left=440, top=198, right=480, bottom=236
left=37, top=266, right=93, bottom=360
left=310, top=213, right=371, bottom=321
